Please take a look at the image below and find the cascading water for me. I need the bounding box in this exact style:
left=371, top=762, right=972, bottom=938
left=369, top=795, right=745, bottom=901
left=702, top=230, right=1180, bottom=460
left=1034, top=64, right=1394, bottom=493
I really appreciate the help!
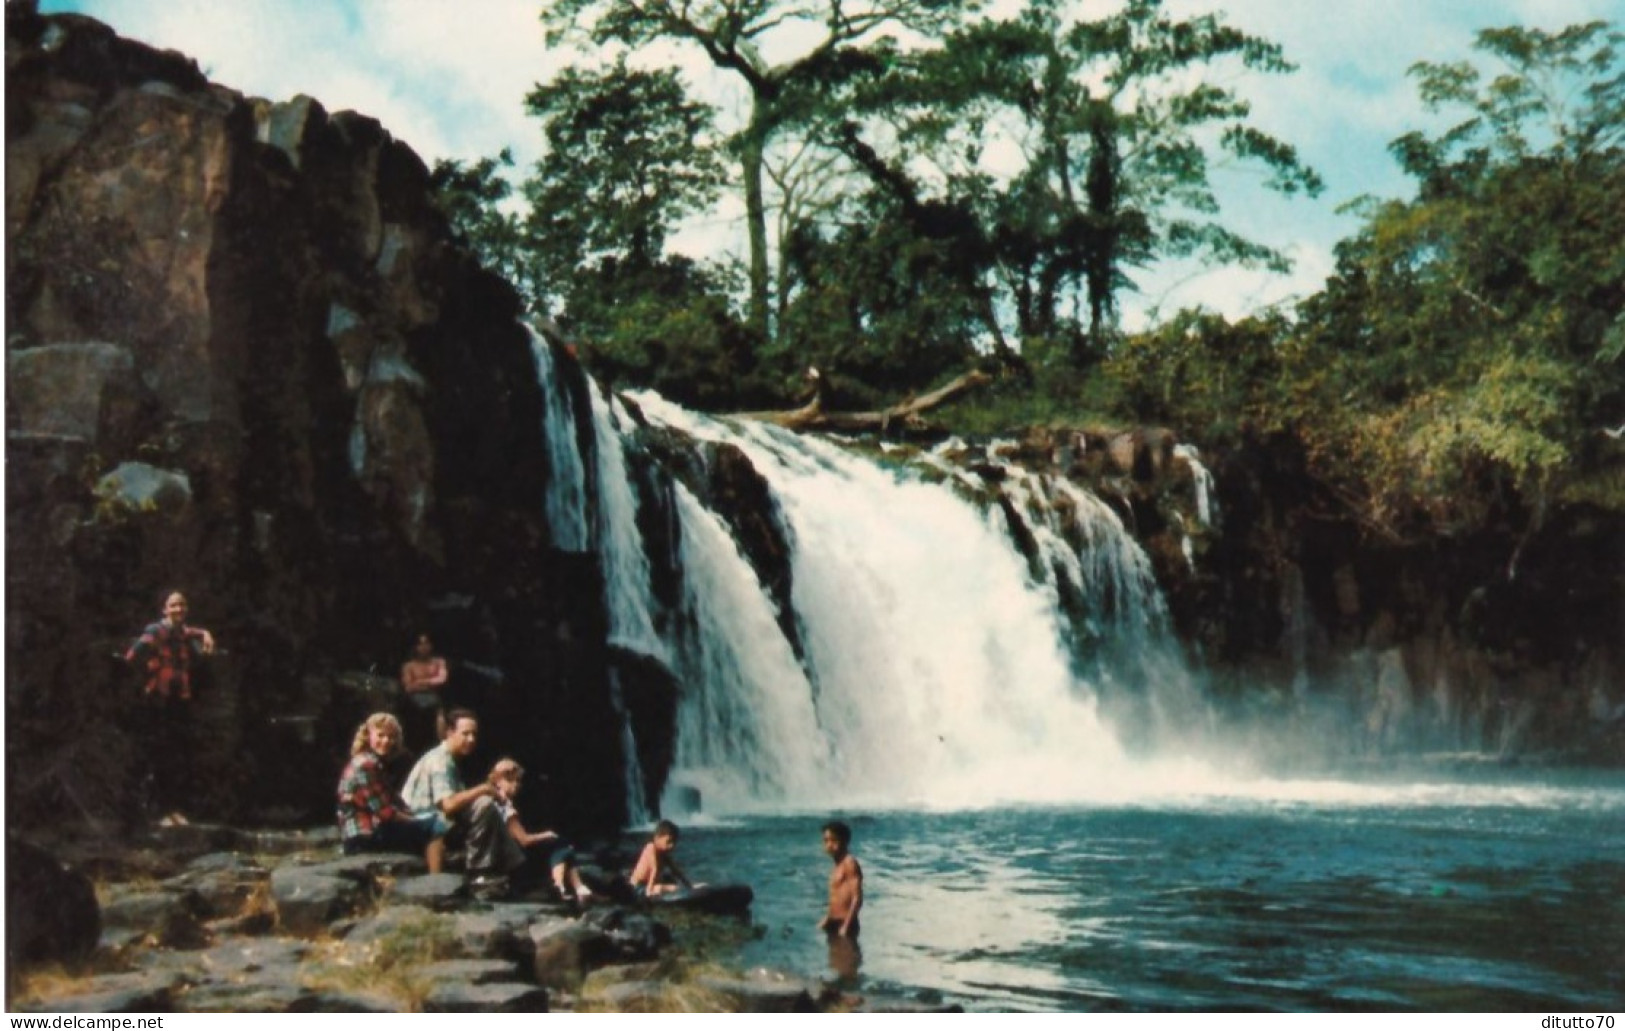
left=664, top=481, right=829, bottom=806
left=630, top=391, right=1215, bottom=810
left=529, top=331, right=655, bottom=823
left=529, top=328, right=590, bottom=553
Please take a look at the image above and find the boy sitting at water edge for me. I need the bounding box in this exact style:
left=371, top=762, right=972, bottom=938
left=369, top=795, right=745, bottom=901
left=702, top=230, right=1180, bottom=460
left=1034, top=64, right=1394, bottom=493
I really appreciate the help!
left=629, top=819, right=695, bottom=897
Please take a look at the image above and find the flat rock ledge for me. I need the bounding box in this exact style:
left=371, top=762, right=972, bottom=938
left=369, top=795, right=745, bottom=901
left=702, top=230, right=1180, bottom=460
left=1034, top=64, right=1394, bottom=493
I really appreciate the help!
left=7, top=831, right=961, bottom=1013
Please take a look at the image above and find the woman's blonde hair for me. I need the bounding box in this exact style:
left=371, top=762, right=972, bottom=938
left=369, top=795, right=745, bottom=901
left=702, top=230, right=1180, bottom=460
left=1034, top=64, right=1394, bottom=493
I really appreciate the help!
left=351, top=712, right=404, bottom=756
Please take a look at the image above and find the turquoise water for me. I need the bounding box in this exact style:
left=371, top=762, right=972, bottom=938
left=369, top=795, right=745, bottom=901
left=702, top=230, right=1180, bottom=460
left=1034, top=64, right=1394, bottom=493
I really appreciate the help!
left=662, top=772, right=1625, bottom=1011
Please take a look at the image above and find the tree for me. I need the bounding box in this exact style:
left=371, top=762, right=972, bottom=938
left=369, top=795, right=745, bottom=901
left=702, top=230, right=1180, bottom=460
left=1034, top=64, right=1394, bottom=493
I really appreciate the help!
left=429, top=150, right=539, bottom=306
left=541, top=0, right=980, bottom=342
left=815, top=0, right=1321, bottom=365
left=976, top=0, right=1320, bottom=362
left=522, top=61, right=727, bottom=302
left=1297, top=20, right=1623, bottom=530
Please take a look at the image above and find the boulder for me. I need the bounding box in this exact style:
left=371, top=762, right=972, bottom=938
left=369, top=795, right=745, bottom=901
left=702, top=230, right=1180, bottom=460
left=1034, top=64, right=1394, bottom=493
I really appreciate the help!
left=188, top=938, right=309, bottom=977
left=528, top=919, right=618, bottom=990
left=450, top=906, right=546, bottom=960
left=165, top=853, right=267, bottom=917
left=268, top=867, right=364, bottom=937
left=579, top=905, right=670, bottom=959
left=4, top=838, right=100, bottom=970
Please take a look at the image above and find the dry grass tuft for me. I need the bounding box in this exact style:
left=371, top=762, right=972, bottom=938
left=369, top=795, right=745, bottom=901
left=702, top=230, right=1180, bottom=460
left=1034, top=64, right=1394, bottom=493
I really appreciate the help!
left=299, top=910, right=461, bottom=1012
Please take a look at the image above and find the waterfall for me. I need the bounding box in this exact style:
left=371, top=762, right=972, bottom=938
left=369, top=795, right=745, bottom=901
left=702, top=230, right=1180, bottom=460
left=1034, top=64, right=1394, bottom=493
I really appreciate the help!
left=665, top=482, right=829, bottom=807
left=529, top=333, right=656, bottom=823
left=529, top=329, right=590, bottom=553
left=1174, top=443, right=1217, bottom=529
left=631, top=392, right=1171, bottom=810
left=586, top=384, right=665, bottom=661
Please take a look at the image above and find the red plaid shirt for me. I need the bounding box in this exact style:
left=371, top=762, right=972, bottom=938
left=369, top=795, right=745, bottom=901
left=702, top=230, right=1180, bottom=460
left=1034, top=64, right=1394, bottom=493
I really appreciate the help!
left=125, top=620, right=208, bottom=700
left=337, top=751, right=408, bottom=840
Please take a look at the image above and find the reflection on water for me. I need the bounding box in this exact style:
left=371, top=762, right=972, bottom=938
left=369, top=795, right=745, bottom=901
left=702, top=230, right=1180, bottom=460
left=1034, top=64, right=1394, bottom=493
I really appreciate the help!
left=668, top=775, right=1625, bottom=1011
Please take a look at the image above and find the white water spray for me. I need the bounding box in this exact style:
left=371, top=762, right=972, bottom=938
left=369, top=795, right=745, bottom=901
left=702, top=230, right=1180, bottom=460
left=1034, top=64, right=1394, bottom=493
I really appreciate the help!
left=634, top=393, right=1155, bottom=809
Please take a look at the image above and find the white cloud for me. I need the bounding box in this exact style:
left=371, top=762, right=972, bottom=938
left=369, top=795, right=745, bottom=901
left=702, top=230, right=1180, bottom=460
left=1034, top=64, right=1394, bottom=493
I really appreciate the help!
left=39, top=0, right=1622, bottom=326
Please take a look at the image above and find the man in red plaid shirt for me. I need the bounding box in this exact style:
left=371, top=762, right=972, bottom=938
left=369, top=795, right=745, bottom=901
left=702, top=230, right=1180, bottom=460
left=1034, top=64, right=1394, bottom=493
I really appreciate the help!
left=124, top=591, right=217, bottom=824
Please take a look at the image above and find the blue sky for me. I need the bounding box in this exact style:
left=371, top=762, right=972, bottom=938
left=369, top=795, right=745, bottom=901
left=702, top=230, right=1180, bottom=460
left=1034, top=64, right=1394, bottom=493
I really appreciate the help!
left=38, top=0, right=1623, bottom=325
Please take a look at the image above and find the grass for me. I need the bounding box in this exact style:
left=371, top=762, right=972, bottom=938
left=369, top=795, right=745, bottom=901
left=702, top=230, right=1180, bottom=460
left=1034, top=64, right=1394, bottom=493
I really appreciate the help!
left=299, top=910, right=462, bottom=1012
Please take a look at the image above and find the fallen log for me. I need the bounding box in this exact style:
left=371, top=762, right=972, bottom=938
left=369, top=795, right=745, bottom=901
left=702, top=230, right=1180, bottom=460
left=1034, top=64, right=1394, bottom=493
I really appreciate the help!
left=739, top=368, right=992, bottom=432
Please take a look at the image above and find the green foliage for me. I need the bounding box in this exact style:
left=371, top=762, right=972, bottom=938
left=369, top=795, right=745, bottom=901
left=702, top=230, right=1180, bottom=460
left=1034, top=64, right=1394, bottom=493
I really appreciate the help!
left=1210, top=19, right=1625, bottom=532
left=841, top=0, right=1321, bottom=365
left=428, top=150, right=539, bottom=305
left=1101, top=309, right=1293, bottom=436
left=523, top=61, right=726, bottom=281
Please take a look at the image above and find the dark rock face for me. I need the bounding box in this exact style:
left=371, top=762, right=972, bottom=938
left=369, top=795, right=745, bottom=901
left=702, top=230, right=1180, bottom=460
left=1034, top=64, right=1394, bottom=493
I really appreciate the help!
left=1154, top=430, right=1623, bottom=762
left=992, top=424, right=1623, bottom=763
left=4, top=838, right=101, bottom=980
left=5, top=8, right=626, bottom=832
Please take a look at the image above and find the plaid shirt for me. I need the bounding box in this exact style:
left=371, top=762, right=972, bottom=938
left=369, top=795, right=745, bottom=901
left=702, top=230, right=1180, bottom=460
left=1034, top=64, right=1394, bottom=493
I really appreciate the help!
left=125, top=620, right=207, bottom=699
left=336, top=751, right=407, bottom=840
left=402, top=742, right=464, bottom=813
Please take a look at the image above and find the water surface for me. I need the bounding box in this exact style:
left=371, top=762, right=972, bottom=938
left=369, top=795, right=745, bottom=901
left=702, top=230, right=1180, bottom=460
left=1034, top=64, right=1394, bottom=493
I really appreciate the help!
left=665, top=773, right=1625, bottom=1011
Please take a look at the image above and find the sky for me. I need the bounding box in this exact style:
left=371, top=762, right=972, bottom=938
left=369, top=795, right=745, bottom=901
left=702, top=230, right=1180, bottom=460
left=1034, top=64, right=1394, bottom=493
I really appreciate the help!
left=36, top=0, right=1623, bottom=327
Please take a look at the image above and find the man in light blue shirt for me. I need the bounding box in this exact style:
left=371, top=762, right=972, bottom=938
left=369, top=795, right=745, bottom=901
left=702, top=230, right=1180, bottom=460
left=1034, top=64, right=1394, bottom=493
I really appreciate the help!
left=402, top=709, right=509, bottom=882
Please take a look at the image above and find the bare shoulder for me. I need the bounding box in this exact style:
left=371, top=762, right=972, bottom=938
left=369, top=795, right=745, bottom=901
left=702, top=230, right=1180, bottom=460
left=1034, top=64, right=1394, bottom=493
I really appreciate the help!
left=840, top=854, right=863, bottom=878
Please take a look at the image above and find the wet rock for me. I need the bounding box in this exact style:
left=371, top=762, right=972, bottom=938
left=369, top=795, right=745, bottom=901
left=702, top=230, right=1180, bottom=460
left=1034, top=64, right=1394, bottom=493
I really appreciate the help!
left=579, top=905, right=670, bottom=959
left=422, top=982, right=549, bottom=1013
left=856, top=997, right=965, bottom=1013
left=4, top=838, right=100, bottom=969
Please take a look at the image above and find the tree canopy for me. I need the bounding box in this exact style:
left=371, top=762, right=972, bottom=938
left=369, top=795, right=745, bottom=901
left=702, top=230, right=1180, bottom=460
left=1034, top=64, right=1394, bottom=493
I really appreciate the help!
left=432, top=10, right=1623, bottom=531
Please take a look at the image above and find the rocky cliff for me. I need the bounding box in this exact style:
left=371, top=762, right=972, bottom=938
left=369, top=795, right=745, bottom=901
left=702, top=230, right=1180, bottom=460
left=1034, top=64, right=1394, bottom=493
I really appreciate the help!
left=1020, top=425, right=1624, bottom=765
left=5, top=8, right=627, bottom=831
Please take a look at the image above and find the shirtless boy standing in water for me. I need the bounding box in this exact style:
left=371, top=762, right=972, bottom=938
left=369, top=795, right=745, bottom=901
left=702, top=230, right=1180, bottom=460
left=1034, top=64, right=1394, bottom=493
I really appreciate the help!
left=818, top=820, right=863, bottom=980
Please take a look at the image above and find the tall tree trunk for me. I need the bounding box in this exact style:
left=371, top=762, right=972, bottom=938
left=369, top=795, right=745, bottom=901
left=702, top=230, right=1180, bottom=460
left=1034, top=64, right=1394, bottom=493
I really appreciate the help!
left=1081, top=104, right=1120, bottom=366
left=741, top=104, right=772, bottom=342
